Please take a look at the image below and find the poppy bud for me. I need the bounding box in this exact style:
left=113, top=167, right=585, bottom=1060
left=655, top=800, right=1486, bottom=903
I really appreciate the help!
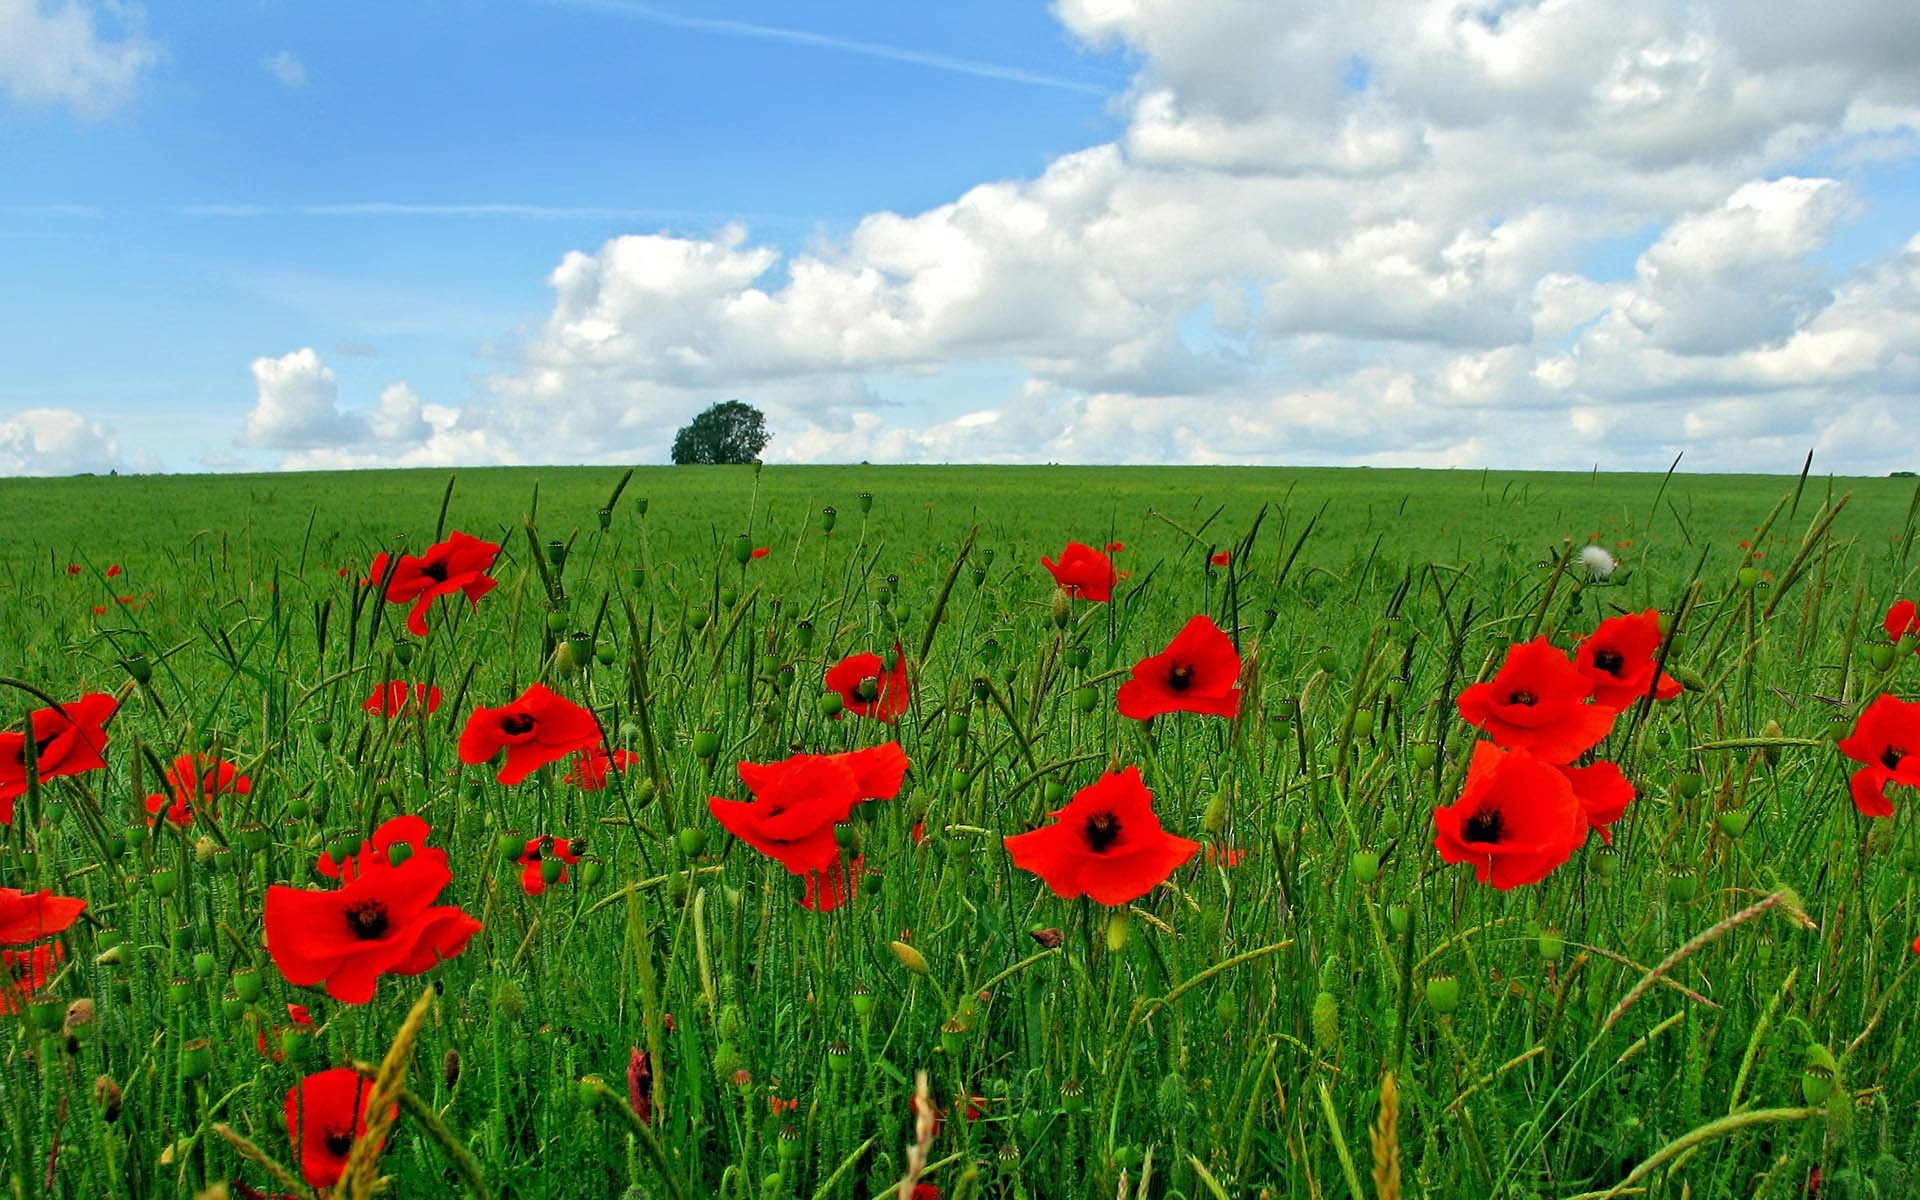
left=1311, top=991, right=1339, bottom=1052
left=94, top=1074, right=123, bottom=1122
left=1736, top=566, right=1760, bottom=590
left=820, top=506, right=837, bottom=533
left=1426, top=975, right=1462, bottom=1016
left=1074, top=687, right=1098, bottom=713
left=1156, top=1071, right=1189, bottom=1123
left=858, top=491, right=873, bottom=514
left=1051, top=589, right=1072, bottom=628
left=1801, top=1044, right=1838, bottom=1104
left=63, top=998, right=95, bottom=1040
left=1759, top=719, right=1785, bottom=767
left=692, top=730, right=721, bottom=759
left=1411, top=743, right=1437, bottom=769
left=125, top=653, right=152, bottom=684
left=178, top=1038, right=212, bottom=1081
left=1537, top=928, right=1565, bottom=961
left=1387, top=904, right=1411, bottom=937
left=733, top=534, right=753, bottom=565
left=1105, top=909, right=1131, bottom=953
left=1203, top=791, right=1228, bottom=835
left=547, top=610, right=570, bottom=636
left=890, top=940, right=930, bottom=976
left=393, top=639, right=416, bottom=665
left=1351, top=850, right=1380, bottom=885
left=546, top=539, right=568, bottom=567
left=192, top=951, right=216, bottom=978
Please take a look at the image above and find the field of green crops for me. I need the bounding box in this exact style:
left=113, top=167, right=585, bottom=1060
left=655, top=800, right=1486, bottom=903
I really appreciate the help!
left=2, top=463, right=1918, bottom=1200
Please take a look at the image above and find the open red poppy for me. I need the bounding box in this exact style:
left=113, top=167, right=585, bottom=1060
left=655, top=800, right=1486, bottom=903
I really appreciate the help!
left=0, top=887, right=86, bottom=944
left=363, top=681, right=443, bottom=717
left=824, top=647, right=911, bottom=723
left=1886, top=599, right=1919, bottom=642
left=457, top=683, right=604, bottom=785
left=0, top=691, right=118, bottom=820
left=1837, top=693, right=1920, bottom=817
left=1003, top=766, right=1199, bottom=905
left=515, top=834, right=584, bottom=896
left=1433, top=742, right=1588, bottom=889
left=1210, top=550, right=1231, bottom=567
left=1, top=943, right=63, bottom=1014
left=1041, top=542, right=1117, bottom=602
left=284, top=1067, right=397, bottom=1190
left=372, top=530, right=500, bottom=637
left=144, top=753, right=251, bottom=827
left=1116, top=615, right=1243, bottom=720
left=1558, top=759, right=1635, bottom=842
left=1456, top=638, right=1615, bottom=763
left=565, top=746, right=640, bottom=790
left=708, top=744, right=907, bottom=884
left=265, top=815, right=481, bottom=1004
left=1574, top=611, right=1682, bottom=713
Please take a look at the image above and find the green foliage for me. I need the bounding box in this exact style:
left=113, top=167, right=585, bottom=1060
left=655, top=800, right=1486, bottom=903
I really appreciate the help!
left=671, top=399, right=770, bottom=465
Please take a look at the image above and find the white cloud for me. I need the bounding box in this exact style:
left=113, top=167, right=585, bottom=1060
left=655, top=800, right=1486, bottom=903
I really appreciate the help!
left=0, top=0, right=158, bottom=118
left=239, top=348, right=363, bottom=449
left=262, top=50, right=307, bottom=88
left=237, top=348, right=508, bottom=468
left=0, top=407, right=120, bottom=475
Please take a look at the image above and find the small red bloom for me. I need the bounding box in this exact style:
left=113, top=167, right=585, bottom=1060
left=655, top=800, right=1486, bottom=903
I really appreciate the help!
left=1433, top=742, right=1587, bottom=889
left=1116, top=615, right=1243, bottom=720
left=824, top=646, right=911, bottom=723
left=106, top=564, right=122, bottom=577
left=376, top=530, right=501, bottom=637
left=514, top=834, right=584, bottom=896
left=1885, top=599, right=1919, bottom=642
left=0, top=887, right=87, bottom=944
left=1, top=943, right=63, bottom=1014
left=1573, top=611, right=1682, bottom=713
left=65, top=564, right=81, bottom=576
left=1456, top=638, right=1615, bottom=763
left=1210, top=550, right=1231, bottom=567
left=144, top=754, right=251, bottom=827
left=1003, top=766, right=1200, bottom=905
left=1837, top=693, right=1920, bottom=817
left=1042, top=542, right=1117, bottom=602
left=1105, top=541, right=1125, bottom=552
left=265, top=815, right=481, bottom=1004
left=628, top=1047, right=655, bottom=1125
left=363, top=681, right=443, bottom=717
left=1558, top=760, right=1635, bottom=842
left=285, top=1067, right=397, bottom=1190
left=0, top=692, right=118, bottom=820
left=457, top=683, right=603, bottom=785
left=709, top=744, right=907, bottom=894
left=750, top=546, right=770, bottom=560
left=564, top=746, right=640, bottom=790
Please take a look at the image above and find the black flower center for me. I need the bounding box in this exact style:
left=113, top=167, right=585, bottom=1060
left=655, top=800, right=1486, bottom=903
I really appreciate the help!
left=1506, top=689, right=1538, bottom=707
left=1884, top=745, right=1907, bottom=771
left=1462, top=808, right=1504, bottom=845
left=1082, top=810, right=1122, bottom=853
left=419, top=560, right=449, bottom=584
left=501, top=713, right=536, bottom=736
left=1166, top=664, right=1194, bottom=692
left=344, top=899, right=390, bottom=940
left=1592, top=649, right=1625, bottom=677
left=324, top=1128, right=356, bottom=1158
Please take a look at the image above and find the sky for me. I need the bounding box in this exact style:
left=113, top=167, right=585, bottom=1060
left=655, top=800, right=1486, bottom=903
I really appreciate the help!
left=1, top=0, right=1917, bottom=477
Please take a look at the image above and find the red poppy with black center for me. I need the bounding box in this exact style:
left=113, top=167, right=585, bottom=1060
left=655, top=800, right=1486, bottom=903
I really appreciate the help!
left=1041, top=542, right=1117, bottom=602
left=1210, top=550, right=1231, bottom=567
left=515, top=834, right=585, bottom=896
left=144, top=753, right=252, bottom=827
left=265, top=815, right=481, bottom=1004
left=1433, top=742, right=1588, bottom=889
left=0, top=691, right=118, bottom=821
left=1837, top=693, right=1920, bottom=817
left=363, top=681, right=443, bottom=717
left=565, top=746, right=640, bottom=790
left=458, top=682, right=604, bottom=785
left=1003, top=766, right=1200, bottom=905
left=824, top=646, right=911, bottom=723
left=284, top=1067, right=397, bottom=1189
left=1, top=943, right=63, bottom=1014
left=1456, top=638, right=1616, bottom=763
left=1116, top=614, right=1243, bottom=720
left=1558, top=760, right=1635, bottom=842
left=709, top=744, right=908, bottom=906
left=1573, top=610, right=1682, bottom=713
left=372, top=530, right=500, bottom=637
left=1886, top=599, right=1919, bottom=642
left=0, top=887, right=87, bottom=944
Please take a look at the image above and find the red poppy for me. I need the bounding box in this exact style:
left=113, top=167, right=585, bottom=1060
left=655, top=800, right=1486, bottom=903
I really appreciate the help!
left=265, top=815, right=481, bottom=1004
left=1210, top=550, right=1231, bottom=567
left=285, top=1067, right=397, bottom=1190
left=750, top=547, right=770, bottom=560
left=363, top=681, right=443, bottom=717
left=914, top=1186, right=941, bottom=1200
left=0, top=887, right=87, bottom=944
left=457, top=683, right=604, bottom=785
left=0, top=692, right=118, bottom=820
left=514, top=834, right=584, bottom=896
left=1886, top=599, right=1919, bottom=642
left=824, top=646, right=911, bottom=723
left=104, top=563, right=122, bottom=577
left=1003, top=766, right=1200, bottom=905
left=1456, top=638, right=1615, bottom=763
left=799, top=854, right=862, bottom=912
left=1574, top=611, right=1681, bottom=713
left=564, top=746, right=640, bottom=790
left=1837, top=693, right=1920, bottom=817
left=708, top=744, right=907, bottom=894
left=373, top=530, right=501, bottom=637
left=1105, top=541, right=1125, bottom=553
left=1041, top=542, right=1116, bottom=603
left=1558, top=760, right=1635, bottom=842
left=628, top=1046, right=654, bottom=1125
left=1116, top=615, right=1243, bottom=720
left=1, top=943, right=63, bottom=1014
left=1432, top=742, right=1587, bottom=889
left=64, top=564, right=81, bottom=576
left=144, top=754, right=252, bottom=827
left=253, top=1002, right=315, bottom=1063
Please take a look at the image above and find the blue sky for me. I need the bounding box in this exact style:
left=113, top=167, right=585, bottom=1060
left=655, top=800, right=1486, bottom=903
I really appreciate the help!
left=2, top=0, right=1917, bottom=474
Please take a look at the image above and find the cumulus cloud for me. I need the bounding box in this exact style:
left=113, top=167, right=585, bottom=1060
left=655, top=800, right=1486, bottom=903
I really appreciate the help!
left=240, top=349, right=362, bottom=449
left=0, top=0, right=158, bottom=118
left=238, top=349, right=492, bottom=467
left=0, top=407, right=120, bottom=475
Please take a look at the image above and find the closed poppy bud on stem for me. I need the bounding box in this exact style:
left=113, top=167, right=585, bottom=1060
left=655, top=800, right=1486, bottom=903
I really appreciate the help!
left=890, top=939, right=930, bottom=976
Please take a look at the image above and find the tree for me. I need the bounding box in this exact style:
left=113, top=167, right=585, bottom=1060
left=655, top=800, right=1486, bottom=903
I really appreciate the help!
left=671, top=400, right=771, bottom=465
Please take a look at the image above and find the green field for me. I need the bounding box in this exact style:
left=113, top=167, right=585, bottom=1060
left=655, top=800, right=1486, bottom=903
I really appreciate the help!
left=2, top=464, right=1918, bottom=1200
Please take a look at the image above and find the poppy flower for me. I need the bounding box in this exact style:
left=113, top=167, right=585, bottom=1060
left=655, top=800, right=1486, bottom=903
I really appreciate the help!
left=708, top=744, right=907, bottom=905
left=0, top=691, right=119, bottom=819
left=1, top=943, right=63, bottom=1014
left=1432, top=742, right=1588, bottom=889
left=1558, top=760, right=1635, bottom=842
left=628, top=1046, right=655, bottom=1125
left=1574, top=611, right=1681, bottom=713
left=0, top=887, right=87, bottom=944
left=1041, top=542, right=1116, bottom=602
left=1105, top=541, right=1125, bottom=553
left=285, top=1067, right=397, bottom=1190
left=144, top=754, right=252, bottom=827
left=1456, top=638, right=1615, bottom=763
left=751, top=547, right=770, bottom=560
left=564, top=746, right=640, bottom=790
left=1886, top=599, right=1919, bottom=642
left=1836, top=693, right=1920, bottom=817
left=265, top=815, right=481, bottom=1004
left=1210, top=550, right=1231, bottom=567
left=1003, top=766, right=1200, bottom=905
left=105, top=564, right=122, bottom=578
left=375, top=530, right=501, bottom=637
left=824, top=647, right=911, bottom=723
left=253, top=1001, right=315, bottom=1063
left=457, top=683, right=603, bottom=785
left=1116, top=615, right=1243, bottom=721
left=64, top=564, right=81, bottom=576
left=800, top=854, right=862, bottom=911
left=514, top=835, right=584, bottom=896
left=363, top=681, right=443, bottom=717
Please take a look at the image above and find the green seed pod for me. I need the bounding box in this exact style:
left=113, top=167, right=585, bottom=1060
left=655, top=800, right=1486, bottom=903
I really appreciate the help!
left=1411, top=743, right=1437, bottom=769
left=150, top=868, right=179, bottom=898
left=177, top=1039, right=213, bottom=1082
left=1074, top=687, right=1098, bottom=713
left=820, top=506, right=837, bottom=533
left=1351, top=710, right=1376, bottom=737
left=1717, top=809, right=1752, bottom=838
left=546, top=609, right=569, bottom=636
left=947, top=711, right=970, bottom=737
left=595, top=643, right=617, bottom=666
left=168, top=977, right=195, bottom=1005
left=1537, top=929, right=1565, bottom=962
left=192, top=951, right=216, bottom=979
left=28, top=994, right=64, bottom=1034
left=1105, top=909, right=1131, bottom=953
left=733, top=533, right=753, bottom=565
left=393, top=639, right=415, bottom=665
left=1387, top=903, right=1411, bottom=937
left=1736, top=566, right=1760, bottom=590
left=1350, top=850, right=1381, bottom=885
left=858, top=491, right=874, bottom=514
left=826, top=1040, right=851, bottom=1073
left=596, top=506, right=613, bottom=531
left=233, top=967, right=264, bottom=1002
left=627, top=566, right=646, bottom=590
left=1384, top=679, right=1407, bottom=703
left=719, top=587, right=739, bottom=610
left=817, top=690, right=844, bottom=718
left=981, top=637, right=1002, bottom=664
left=219, top=991, right=246, bottom=1021
left=1425, top=975, right=1462, bottom=1016
left=125, top=654, right=153, bottom=684
left=1869, top=644, right=1897, bottom=672
left=688, top=606, right=710, bottom=632
left=692, top=730, right=722, bottom=759
left=1156, top=1070, right=1189, bottom=1123
left=1676, top=771, right=1704, bottom=799
left=541, top=857, right=566, bottom=885
left=1315, top=649, right=1339, bottom=674
left=1667, top=870, right=1699, bottom=903
left=1801, top=1044, right=1838, bottom=1104
left=578, top=1074, right=604, bottom=1109
left=851, top=984, right=876, bottom=1018
left=1044, top=779, right=1068, bottom=806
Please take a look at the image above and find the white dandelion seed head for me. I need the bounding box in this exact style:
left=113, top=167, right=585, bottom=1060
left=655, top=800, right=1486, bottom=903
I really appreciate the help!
left=1580, top=544, right=1617, bottom=581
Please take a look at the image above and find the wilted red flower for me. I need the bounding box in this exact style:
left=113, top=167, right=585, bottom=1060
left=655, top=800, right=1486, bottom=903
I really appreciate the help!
left=1574, top=611, right=1681, bottom=713
left=0, top=691, right=118, bottom=820
left=1210, top=550, right=1231, bottom=567
left=1886, top=599, right=1919, bottom=642
left=0, top=887, right=87, bottom=944
left=64, top=564, right=81, bottom=576
left=145, top=754, right=252, bottom=827
left=1433, top=742, right=1587, bottom=889
left=265, top=815, right=481, bottom=1004
left=824, top=647, right=911, bottom=723
left=458, top=683, right=603, bottom=785
left=1003, top=766, right=1200, bottom=905
left=1, top=943, right=63, bottom=1014
left=363, top=681, right=443, bottom=717
left=628, top=1047, right=655, bottom=1124
left=1456, top=638, right=1615, bottom=763
left=514, top=835, right=584, bottom=896
left=372, top=530, right=500, bottom=637
left=285, top=1067, right=397, bottom=1190
left=1116, top=615, right=1243, bottom=720
left=1837, top=693, right=1920, bottom=817
left=708, top=744, right=908, bottom=903
left=564, top=746, right=640, bottom=790
left=1042, top=542, right=1116, bottom=602
left=1558, top=760, right=1635, bottom=842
